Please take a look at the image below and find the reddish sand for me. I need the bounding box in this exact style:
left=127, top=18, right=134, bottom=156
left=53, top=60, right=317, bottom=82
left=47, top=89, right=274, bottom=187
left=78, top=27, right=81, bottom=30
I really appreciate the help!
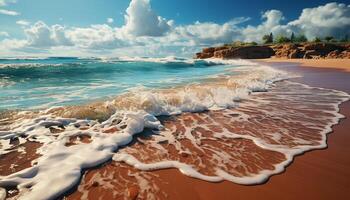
left=258, top=58, right=350, bottom=72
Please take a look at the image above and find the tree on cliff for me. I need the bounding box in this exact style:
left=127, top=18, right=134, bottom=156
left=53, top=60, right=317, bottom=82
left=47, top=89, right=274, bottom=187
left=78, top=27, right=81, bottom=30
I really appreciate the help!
left=290, top=32, right=295, bottom=43
left=275, top=35, right=291, bottom=44
left=262, top=33, right=273, bottom=44
left=295, top=35, right=308, bottom=43
left=324, top=36, right=334, bottom=42
left=313, top=37, right=321, bottom=42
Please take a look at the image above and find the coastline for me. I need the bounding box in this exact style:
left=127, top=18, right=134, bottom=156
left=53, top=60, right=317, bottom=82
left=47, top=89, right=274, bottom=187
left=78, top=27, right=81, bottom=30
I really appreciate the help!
left=158, top=60, right=350, bottom=200
left=1, top=59, right=349, bottom=199
left=66, top=59, right=350, bottom=200
left=137, top=59, right=350, bottom=200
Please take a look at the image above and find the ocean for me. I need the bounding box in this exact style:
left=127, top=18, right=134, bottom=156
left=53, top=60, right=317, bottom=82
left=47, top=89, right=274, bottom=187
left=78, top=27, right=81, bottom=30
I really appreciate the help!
left=0, top=57, right=259, bottom=110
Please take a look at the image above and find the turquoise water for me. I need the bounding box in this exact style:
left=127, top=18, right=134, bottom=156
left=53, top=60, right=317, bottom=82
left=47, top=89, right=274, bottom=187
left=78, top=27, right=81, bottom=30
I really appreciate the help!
left=0, top=57, right=236, bottom=110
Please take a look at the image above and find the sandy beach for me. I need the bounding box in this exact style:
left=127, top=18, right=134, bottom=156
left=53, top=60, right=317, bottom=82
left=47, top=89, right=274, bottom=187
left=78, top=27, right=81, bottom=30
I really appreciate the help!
left=1, top=59, right=349, bottom=200
left=258, top=58, right=350, bottom=72
left=66, top=59, right=350, bottom=200
left=1, top=0, right=350, bottom=199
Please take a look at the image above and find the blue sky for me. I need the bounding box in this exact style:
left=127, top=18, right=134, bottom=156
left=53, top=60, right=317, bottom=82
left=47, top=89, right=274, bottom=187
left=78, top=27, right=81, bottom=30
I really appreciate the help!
left=0, top=0, right=349, bottom=57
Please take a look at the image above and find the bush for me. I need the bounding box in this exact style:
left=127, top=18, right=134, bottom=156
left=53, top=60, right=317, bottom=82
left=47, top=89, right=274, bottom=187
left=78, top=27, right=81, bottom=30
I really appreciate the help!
left=275, top=35, right=291, bottom=44
left=295, top=35, right=308, bottom=43
left=324, top=36, right=334, bottom=42
left=313, top=37, right=321, bottom=42
left=226, top=41, right=258, bottom=47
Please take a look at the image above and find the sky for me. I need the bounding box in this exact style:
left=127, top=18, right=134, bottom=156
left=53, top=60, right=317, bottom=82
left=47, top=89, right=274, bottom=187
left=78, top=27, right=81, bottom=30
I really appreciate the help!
left=0, top=0, right=350, bottom=57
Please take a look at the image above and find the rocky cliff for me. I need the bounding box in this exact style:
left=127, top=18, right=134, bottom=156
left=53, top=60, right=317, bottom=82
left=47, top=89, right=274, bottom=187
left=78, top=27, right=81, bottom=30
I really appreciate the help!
left=194, top=43, right=350, bottom=59
left=195, top=46, right=274, bottom=59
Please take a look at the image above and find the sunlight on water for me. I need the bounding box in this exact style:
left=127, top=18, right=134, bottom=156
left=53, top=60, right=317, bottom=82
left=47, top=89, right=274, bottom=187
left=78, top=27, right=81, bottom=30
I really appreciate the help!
left=0, top=57, right=237, bottom=110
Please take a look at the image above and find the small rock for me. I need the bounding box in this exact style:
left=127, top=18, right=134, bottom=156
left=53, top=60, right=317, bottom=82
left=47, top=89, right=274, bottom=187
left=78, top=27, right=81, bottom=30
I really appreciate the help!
left=289, top=49, right=301, bottom=58
left=304, top=50, right=320, bottom=59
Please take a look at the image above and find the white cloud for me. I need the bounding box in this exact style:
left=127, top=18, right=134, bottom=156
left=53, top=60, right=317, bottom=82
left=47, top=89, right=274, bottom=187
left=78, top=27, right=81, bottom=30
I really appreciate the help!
left=0, top=0, right=16, bottom=6
left=66, top=24, right=127, bottom=50
left=1, top=1, right=349, bottom=57
left=107, top=18, right=114, bottom=24
left=24, top=21, right=73, bottom=48
left=0, top=38, right=26, bottom=50
left=0, top=31, right=9, bottom=37
left=240, top=10, right=289, bottom=42
left=241, top=3, right=350, bottom=41
left=287, top=3, right=350, bottom=39
left=0, top=9, right=19, bottom=15
left=171, top=18, right=248, bottom=46
left=122, top=0, right=172, bottom=37
left=16, top=20, right=30, bottom=26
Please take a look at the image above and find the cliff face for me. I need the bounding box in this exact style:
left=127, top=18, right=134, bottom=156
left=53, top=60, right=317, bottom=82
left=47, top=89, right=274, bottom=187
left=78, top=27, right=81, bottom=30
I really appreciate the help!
left=272, top=43, right=350, bottom=59
left=195, top=46, right=274, bottom=59
left=194, top=43, right=350, bottom=59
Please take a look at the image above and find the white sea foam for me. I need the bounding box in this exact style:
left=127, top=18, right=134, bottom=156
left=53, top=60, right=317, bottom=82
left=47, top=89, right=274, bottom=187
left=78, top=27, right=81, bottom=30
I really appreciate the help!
left=102, top=56, right=260, bottom=67
left=0, top=59, right=348, bottom=199
left=0, top=63, right=84, bottom=69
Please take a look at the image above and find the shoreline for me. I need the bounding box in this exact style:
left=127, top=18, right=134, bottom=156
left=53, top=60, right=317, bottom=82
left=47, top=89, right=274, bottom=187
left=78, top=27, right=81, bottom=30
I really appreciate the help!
left=67, top=59, right=350, bottom=199
left=148, top=59, right=350, bottom=200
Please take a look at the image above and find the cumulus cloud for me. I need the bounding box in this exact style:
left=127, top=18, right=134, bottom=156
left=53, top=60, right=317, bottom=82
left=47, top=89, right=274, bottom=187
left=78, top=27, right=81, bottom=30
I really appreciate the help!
left=66, top=24, right=127, bottom=50
left=0, top=9, right=19, bottom=15
left=287, top=3, right=350, bottom=39
left=0, top=38, right=26, bottom=50
left=241, top=3, right=350, bottom=41
left=240, top=10, right=290, bottom=42
left=122, top=0, right=173, bottom=37
left=24, top=21, right=73, bottom=48
left=172, top=21, right=239, bottom=46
